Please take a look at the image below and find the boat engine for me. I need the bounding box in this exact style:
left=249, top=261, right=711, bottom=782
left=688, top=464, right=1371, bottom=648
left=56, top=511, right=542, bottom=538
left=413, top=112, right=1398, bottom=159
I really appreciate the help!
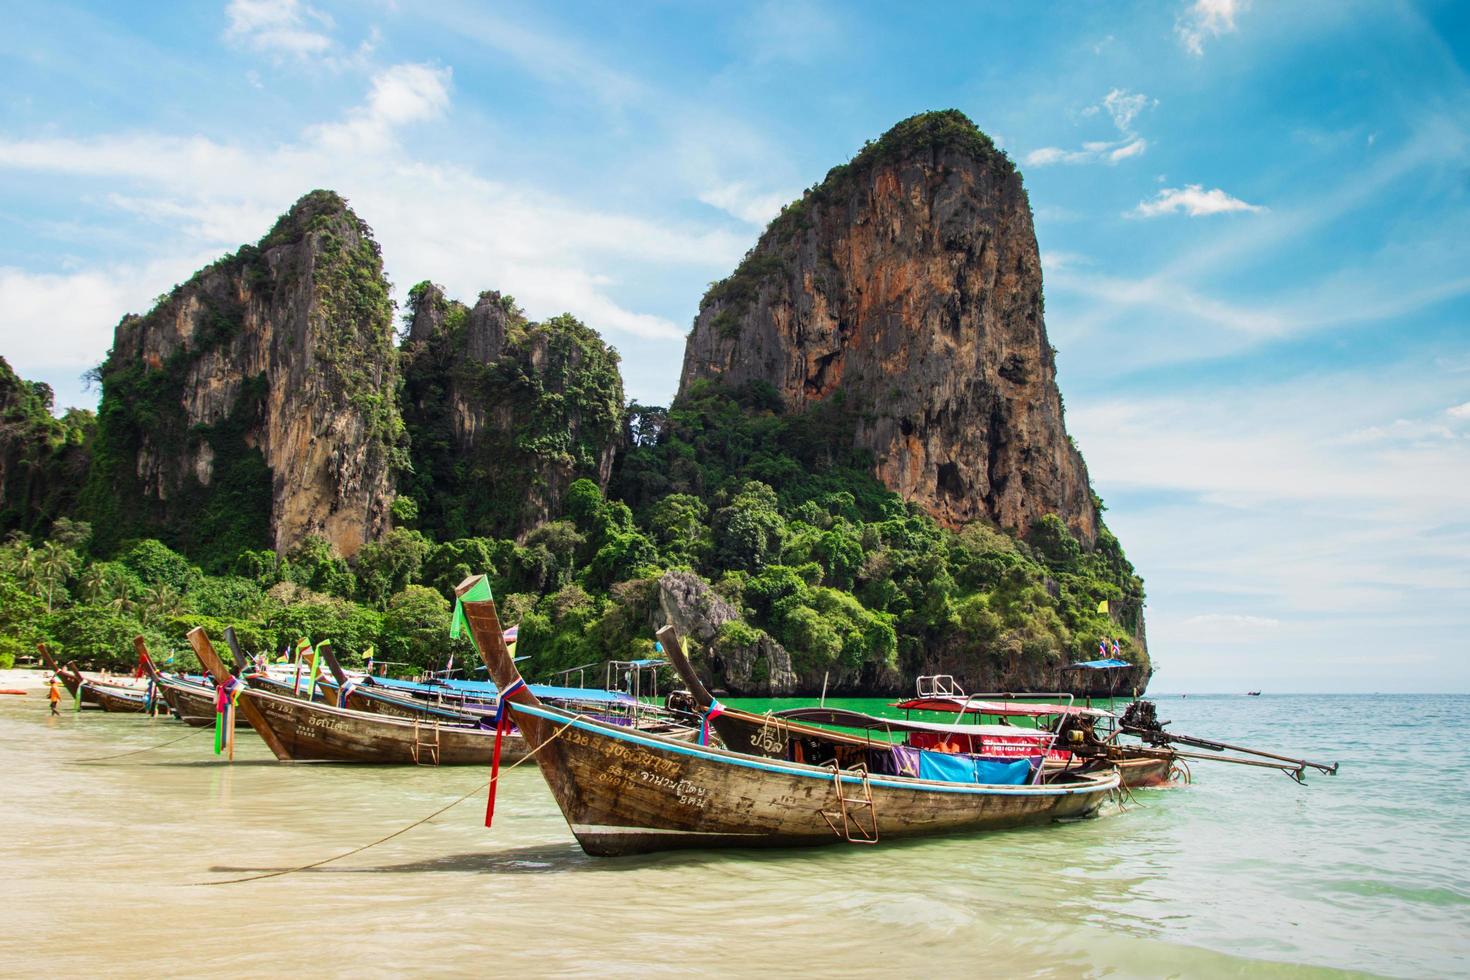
left=1119, top=699, right=1170, bottom=746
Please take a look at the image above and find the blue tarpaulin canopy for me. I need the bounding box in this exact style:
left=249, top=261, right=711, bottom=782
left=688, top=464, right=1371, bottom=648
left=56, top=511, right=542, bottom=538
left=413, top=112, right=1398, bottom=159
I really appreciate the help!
left=1069, top=658, right=1132, bottom=669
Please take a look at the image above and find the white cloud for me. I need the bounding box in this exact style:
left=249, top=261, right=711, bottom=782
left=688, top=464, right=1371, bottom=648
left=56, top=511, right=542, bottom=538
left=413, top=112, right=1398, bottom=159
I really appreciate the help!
left=1132, top=184, right=1265, bottom=217
left=1447, top=402, right=1470, bottom=419
left=224, top=0, right=334, bottom=58
left=1101, top=89, right=1151, bottom=132
left=1026, top=88, right=1153, bottom=167
left=0, top=252, right=222, bottom=374
left=1176, top=0, right=1248, bottom=57
left=308, top=63, right=452, bottom=152
left=0, top=62, right=748, bottom=393
left=1069, top=362, right=1470, bottom=690
left=697, top=183, right=791, bottom=226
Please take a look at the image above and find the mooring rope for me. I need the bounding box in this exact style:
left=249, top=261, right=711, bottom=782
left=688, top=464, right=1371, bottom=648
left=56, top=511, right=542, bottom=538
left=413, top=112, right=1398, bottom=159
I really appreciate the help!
left=70, top=724, right=215, bottom=764
left=199, top=713, right=583, bottom=886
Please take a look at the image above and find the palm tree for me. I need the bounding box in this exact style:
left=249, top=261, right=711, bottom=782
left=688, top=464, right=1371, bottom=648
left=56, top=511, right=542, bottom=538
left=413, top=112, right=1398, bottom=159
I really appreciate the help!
left=34, top=542, right=79, bottom=613
left=14, top=546, right=38, bottom=591
left=108, top=580, right=135, bottom=617
left=139, top=583, right=183, bottom=626
left=80, top=565, right=110, bottom=604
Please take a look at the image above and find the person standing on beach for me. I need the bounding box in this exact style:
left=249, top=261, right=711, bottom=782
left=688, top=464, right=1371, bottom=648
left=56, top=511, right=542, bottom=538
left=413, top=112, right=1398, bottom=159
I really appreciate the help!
left=47, top=679, right=61, bottom=716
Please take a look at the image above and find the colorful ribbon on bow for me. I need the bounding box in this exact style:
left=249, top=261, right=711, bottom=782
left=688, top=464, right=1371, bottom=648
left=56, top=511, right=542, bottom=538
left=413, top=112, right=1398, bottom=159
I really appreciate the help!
left=213, top=676, right=242, bottom=755
left=306, top=640, right=328, bottom=702
left=485, top=677, right=527, bottom=828
left=698, top=699, right=726, bottom=746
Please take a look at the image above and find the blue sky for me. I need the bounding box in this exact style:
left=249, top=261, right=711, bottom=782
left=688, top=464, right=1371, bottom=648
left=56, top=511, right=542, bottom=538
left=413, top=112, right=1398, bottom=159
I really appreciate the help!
left=1, top=1, right=1466, bottom=691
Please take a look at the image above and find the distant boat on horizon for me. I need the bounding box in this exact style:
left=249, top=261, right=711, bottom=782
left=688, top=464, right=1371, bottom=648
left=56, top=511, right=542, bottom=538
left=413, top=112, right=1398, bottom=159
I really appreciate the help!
left=1247, top=691, right=1262, bottom=696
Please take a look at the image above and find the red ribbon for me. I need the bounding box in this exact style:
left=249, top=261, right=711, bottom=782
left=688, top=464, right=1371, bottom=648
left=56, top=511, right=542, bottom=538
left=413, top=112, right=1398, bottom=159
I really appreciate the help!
left=485, top=678, right=527, bottom=828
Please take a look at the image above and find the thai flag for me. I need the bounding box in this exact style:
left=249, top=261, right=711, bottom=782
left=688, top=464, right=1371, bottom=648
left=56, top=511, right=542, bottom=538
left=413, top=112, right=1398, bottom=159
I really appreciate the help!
left=503, top=625, right=518, bottom=643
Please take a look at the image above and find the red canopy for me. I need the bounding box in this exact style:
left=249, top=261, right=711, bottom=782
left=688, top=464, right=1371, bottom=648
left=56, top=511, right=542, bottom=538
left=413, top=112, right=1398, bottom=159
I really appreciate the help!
left=891, top=697, right=1113, bottom=719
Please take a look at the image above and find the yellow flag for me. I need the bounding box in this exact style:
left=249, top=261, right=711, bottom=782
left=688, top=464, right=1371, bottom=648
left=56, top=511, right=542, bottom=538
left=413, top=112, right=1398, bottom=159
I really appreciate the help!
left=1097, top=599, right=1109, bottom=614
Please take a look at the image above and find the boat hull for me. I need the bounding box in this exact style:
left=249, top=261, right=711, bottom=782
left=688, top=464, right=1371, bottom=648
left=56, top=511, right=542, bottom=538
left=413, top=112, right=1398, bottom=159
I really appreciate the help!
left=513, top=702, right=1118, bottom=857
left=1115, top=754, right=1174, bottom=787
left=156, top=677, right=218, bottom=727
left=239, top=687, right=529, bottom=765
left=86, top=682, right=148, bottom=714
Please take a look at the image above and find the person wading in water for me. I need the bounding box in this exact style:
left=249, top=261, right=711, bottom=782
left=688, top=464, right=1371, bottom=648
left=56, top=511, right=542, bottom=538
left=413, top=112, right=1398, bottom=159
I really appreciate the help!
left=47, top=678, right=61, bottom=716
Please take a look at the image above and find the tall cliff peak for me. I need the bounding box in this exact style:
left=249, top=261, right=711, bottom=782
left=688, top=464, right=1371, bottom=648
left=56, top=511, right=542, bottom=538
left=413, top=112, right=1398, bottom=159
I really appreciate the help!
left=82, top=189, right=403, bottom=565
left=678, top=109, right=1097, bottom=543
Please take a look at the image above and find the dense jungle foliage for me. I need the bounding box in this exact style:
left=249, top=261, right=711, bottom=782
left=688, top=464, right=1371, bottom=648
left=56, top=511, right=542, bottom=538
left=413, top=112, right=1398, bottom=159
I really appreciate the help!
left=0, top=376, right=1144, bottom=687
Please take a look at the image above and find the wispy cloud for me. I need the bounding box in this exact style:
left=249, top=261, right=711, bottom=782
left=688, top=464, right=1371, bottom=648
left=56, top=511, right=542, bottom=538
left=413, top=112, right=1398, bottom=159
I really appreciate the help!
left=1025, top=88, right=1153, bottom=167
left=1069, top=361, right=1470, bottom=663
left=697, top=183, right=790, bottom=226
left=1132, top=183, right=1265, bottom=218
left=307, top=62, right=452, bottom=152
left=1176, top=0, right=1248, bottom=57
left=0, top=62, right=749, bottom=378
left=224, top=0, right=334, bottom=58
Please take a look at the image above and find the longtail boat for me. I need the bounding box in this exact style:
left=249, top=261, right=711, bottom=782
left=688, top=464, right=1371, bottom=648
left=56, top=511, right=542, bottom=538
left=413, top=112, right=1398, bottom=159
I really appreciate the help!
left=188, top=626, right=530, bottom=765
left=307, top=640, right=698, bottom=739
left=655, top=628, right=1170, bottom=787
left=133, top=637, right=217, bottom=727
left=37, top=643, right=91, bottom=705
left=890, top=678, right=1177, bottom=788
left=456, top=575, right=1119, bottom=856
left=63, top=661, right=149, bottom=713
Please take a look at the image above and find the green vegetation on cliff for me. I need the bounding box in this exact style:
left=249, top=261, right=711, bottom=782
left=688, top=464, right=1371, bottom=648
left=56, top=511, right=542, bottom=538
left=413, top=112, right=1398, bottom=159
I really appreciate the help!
left=399, top=284, right=623, bottom=540
left=0, top=356, right=95, bottom=537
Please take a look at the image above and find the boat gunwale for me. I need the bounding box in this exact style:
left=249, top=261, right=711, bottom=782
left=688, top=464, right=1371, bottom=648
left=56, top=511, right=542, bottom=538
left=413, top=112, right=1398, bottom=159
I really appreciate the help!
left=243, top=684, right=499, bottom=735
left=510, top=700, right=1120, bottom=797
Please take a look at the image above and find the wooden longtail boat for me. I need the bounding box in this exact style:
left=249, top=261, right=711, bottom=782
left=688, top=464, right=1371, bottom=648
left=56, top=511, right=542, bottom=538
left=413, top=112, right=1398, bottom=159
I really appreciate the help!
left=37, top=643, right=100, bottom=707
left=133, top=637, right=217, bottom=727
left=890, top=685, right=1178, bottom=789
left=658, top=629, right=1160, bottom=782
left=188, top=627, right=529, bottom=765
left=456, top=575, right=1118, bottom=856
left=64, top=661, right=149, bottom=714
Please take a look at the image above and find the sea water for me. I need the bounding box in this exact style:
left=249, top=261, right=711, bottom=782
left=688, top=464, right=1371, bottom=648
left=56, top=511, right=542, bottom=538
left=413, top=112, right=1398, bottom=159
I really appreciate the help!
left=1, top=682, right=1465, bottom=977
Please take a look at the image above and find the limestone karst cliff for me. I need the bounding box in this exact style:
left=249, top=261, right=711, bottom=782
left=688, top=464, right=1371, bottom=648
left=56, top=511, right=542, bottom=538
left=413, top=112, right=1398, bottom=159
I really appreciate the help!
left=82, top=190, right=403, bottom=565
left=398, top=283, right=624, bottom=540
left=0, top=356, right=94, bottom=535
left=680, top=110, right=1097, bottom=544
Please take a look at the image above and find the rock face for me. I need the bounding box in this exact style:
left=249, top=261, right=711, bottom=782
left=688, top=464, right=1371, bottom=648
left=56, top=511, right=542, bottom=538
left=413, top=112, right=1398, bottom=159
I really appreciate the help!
left=83, top=190, right=402, bottom=564
left=399, top=284, right=624, bottom=540
left=657, top=570, right=798, bottom=695
left=679, top=110, right=1097, bottom=543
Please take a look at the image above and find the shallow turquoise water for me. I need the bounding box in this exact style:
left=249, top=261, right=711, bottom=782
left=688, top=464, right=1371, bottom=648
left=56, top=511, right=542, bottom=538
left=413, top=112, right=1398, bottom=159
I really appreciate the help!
left=1, top=683, right=1465, bottom=977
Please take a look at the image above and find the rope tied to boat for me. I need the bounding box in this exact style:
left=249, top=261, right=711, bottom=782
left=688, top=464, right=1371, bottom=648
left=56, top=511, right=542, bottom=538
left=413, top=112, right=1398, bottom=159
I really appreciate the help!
left=199, top=711, right=584, bottom=887
left=69, top=724, right=215, bottom=764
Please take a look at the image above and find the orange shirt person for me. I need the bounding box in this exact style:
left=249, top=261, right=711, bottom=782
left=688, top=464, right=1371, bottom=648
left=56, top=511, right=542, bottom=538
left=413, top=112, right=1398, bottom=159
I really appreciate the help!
left=47, top=679, right=61, bottom=715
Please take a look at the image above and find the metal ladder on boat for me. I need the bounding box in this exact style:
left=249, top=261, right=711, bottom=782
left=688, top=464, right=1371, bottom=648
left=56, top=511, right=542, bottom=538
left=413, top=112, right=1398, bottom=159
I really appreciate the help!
left=820, top=763, right=879, bottom=844
left=411, top=717, right=440, bottom=766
